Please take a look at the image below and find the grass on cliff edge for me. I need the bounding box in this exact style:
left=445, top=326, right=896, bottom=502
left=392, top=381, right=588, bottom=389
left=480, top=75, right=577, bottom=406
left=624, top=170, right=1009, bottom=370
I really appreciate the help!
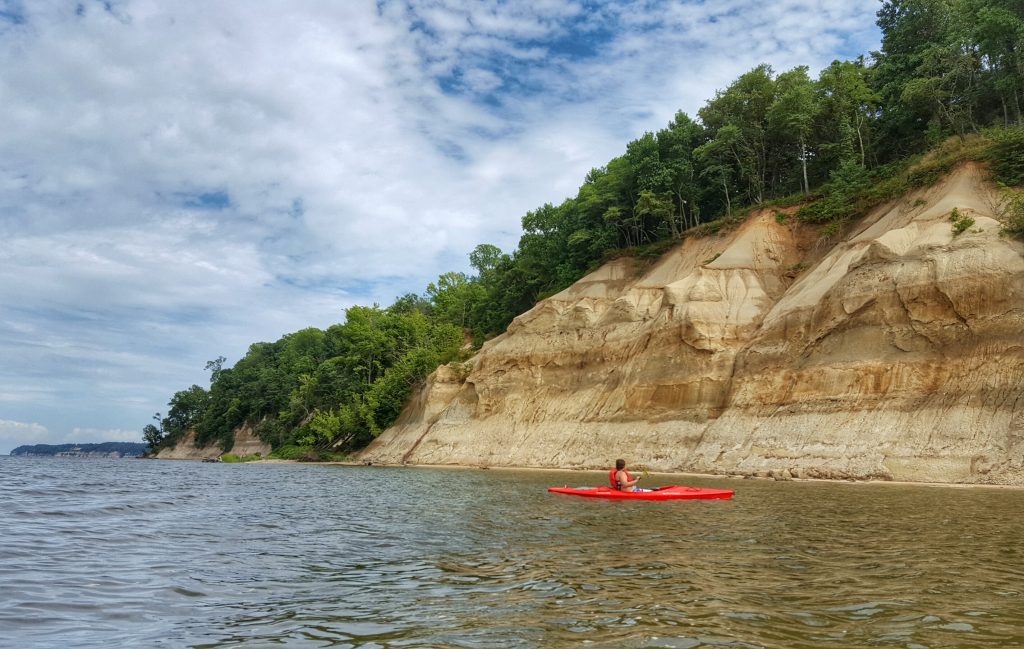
left=795, top=135, right=988, bottom=227
left=221, top=453, right=265, bottom=463
left=269, top=445, right=349, bottom=462
left=547, top=128, right=1024, bottom=290
left=692, top=128, right=1024, bottom=242
left=800, top=128, right=1024, bottom=240
left=986, top=126, right=1024, bottom=238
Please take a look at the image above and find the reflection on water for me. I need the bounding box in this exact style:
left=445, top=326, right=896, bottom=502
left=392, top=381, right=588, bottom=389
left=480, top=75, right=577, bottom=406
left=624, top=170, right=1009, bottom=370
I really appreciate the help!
left=1, top=456, right=1022, bottom=648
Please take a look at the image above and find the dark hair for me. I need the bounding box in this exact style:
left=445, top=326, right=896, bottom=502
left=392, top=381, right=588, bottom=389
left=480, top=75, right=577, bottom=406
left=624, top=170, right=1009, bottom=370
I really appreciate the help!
left=615, top=459, right=625, bottom=470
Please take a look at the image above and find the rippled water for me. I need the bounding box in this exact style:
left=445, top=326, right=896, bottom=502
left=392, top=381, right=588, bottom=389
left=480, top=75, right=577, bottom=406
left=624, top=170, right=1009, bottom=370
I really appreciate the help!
left=2, top=456, right=1023, bottom=648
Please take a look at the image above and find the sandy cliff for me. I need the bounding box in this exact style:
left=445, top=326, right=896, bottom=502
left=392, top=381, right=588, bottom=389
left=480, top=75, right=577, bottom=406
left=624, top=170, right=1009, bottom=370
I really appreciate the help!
left=155, top=426, right=271, bottom=460
left=359, top=164, right=1024, bottom=484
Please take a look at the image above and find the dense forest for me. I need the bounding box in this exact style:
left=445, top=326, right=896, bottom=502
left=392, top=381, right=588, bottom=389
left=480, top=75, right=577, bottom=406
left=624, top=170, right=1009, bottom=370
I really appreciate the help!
left=145, top=0, right=1024, bottom=459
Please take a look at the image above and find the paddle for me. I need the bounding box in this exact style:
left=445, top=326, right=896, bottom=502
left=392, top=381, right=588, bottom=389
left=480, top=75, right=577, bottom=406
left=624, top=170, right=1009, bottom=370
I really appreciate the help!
left=635, top=464, right=654, bottom=491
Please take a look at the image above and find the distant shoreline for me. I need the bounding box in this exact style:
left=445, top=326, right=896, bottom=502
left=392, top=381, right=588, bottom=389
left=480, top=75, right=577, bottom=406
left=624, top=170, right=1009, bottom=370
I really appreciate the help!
left=7, top=442, right=148, bottom=458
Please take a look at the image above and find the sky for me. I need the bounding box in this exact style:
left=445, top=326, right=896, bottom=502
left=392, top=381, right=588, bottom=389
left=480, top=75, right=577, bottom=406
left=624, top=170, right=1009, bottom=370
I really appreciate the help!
left=0, top=0, right=881, bottom=454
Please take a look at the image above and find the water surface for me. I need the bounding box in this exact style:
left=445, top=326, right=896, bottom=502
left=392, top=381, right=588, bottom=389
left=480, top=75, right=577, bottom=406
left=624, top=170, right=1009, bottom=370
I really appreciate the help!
left=2, top=456, right=1022, bottom=648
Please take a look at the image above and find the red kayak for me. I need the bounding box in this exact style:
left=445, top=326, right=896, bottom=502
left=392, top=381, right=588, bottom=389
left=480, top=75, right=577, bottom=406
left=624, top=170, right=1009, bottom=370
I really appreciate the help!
left=547, top=485, right=734, bottom=501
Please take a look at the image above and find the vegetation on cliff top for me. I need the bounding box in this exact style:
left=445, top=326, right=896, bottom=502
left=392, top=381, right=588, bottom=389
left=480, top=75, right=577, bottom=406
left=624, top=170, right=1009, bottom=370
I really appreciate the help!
left=145, top=0, right=1024, bottom=458
left=145, top=306, right=464, bottom=454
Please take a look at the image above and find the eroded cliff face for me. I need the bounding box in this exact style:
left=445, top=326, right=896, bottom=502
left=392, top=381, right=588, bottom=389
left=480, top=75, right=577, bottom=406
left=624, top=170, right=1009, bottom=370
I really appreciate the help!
left=155, top=426, right=271, bottom=460
left=360, top=164, right=1024, bottom=484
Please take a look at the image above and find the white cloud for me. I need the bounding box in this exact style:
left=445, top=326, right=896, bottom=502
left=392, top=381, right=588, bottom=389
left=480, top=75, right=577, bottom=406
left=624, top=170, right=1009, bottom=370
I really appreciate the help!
left=0, top=419, right=50, bottom=453
left=64, top=427, right=142, bottom=443
left=0, top=419, right=140, bottom=453
left=0, top=0, right=881, bottom=450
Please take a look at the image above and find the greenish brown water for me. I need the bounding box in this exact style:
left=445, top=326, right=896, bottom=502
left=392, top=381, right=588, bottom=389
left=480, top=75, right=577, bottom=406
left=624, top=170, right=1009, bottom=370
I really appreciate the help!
left=2, top=456, right=1022, bottom=648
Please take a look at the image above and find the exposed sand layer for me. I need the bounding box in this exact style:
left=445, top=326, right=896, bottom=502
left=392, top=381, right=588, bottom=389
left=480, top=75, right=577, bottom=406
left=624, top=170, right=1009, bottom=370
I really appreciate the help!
left=156, top=426, right=270, bottom=460
left=359, top=164, right=1024, bottom=485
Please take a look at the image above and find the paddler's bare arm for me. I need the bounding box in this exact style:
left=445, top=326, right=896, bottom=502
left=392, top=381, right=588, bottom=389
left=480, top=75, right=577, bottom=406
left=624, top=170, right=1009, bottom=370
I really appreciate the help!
left=615, top=470, right=640, bottom=491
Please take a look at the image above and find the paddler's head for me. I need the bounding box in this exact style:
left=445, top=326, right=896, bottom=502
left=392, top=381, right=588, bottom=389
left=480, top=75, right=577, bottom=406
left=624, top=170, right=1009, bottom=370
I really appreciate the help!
left=615, top=459, right=626, bottom=471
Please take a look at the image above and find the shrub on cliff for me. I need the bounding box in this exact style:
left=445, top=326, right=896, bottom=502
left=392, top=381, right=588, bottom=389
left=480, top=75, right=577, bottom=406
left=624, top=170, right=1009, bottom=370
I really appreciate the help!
left=797, top=161, right=873, bottom=224
left=999, top=189, right=1024, bottom=238
left=950, top=207, right=976, bottom=235
left=985, top=127, right=1024, bottom=239
left=987, top=127, right=1024, bottom=187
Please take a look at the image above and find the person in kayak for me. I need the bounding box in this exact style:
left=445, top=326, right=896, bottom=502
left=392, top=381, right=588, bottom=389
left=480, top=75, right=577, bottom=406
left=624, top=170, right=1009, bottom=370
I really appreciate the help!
left=611, top=459, right=648, bottom=492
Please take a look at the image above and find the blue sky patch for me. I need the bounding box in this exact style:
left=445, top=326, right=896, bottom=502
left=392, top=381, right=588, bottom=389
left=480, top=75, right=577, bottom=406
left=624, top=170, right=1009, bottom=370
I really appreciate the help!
left=277, top=273, right=376, bottom=298
left=180, top=190, right=231, bottom=210
left=408, top=2, right=623, bottom=111
left=0, top=0, right=25, bottom=25
left=288, top=198, right=304, bottom=219
left=435, top=138, right=468, bottom=162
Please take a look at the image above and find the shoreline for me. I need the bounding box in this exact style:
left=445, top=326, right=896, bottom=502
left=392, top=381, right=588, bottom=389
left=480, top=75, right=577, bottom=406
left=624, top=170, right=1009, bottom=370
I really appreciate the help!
left=245, top=458, right=1024, bottom=490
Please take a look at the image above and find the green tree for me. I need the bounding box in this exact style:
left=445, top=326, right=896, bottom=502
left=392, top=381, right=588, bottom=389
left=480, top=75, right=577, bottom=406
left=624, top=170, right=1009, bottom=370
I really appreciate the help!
left=142, top=412, right=164, bottom=451
left=469, top=244, right=503, bottom=277
left=872, top=0, right=952, bottom=153
left=390, top=292, right=432, bottom=315
left=817, top=60, right=878, bottom=168
left=699, top=64, right=777, bottom=204
left=205, top=356, right=226, bottom=382
left=160, top=385, right=209, bottom=443
left=427, top=271, right=485, bottom=328
left=694, top=126, right=740, bottom=216
left=634, top=190, right=675, bottom=241
left=966, top=0, right=1024, bottom=126
left=656, top=111, right=705, bottom=231
left=769, top=66, right=819, bottom=193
